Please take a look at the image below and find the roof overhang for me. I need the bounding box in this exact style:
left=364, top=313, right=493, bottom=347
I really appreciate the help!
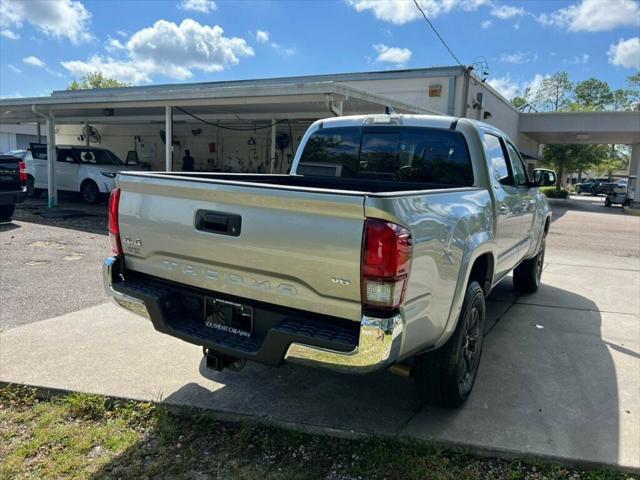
left=520, top=111, right=640, bottom=145
left=0, top=81, right=434, bottom=125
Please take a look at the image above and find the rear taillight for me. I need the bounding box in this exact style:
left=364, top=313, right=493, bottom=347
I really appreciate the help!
left=361, top=218, right=412, bottom=312
left=108, top=188, right=122, bottom=255
left=18, top=161, right=27, bottom=185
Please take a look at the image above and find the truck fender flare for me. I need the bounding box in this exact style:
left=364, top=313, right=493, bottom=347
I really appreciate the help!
left=432, top=232, right=495, bottom=350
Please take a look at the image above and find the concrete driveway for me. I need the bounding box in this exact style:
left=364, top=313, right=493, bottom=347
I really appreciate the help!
left=1, top=197, right=639, bottom=471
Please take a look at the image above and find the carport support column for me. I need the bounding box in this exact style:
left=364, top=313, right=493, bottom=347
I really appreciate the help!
left=36, top=122, right=41, bottom=143
left=269, top=119, right=276, bottom=174
left=165, top=106, right=173, bottom=171
left=46, top=115, right=57, bottom=208
left=630, top=144, right=640, bottom=208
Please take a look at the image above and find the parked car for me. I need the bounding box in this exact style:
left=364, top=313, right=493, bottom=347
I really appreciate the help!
left=24, top=144, right=141, bottom=203
left=103, top=114, right=553, bottom=408
left=575, top=178, right=613, bottom=195
left=0, top=154, right=27, bottom=221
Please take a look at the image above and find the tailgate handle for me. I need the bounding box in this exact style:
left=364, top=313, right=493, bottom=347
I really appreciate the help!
left=195, top=210, right=241, bottom=237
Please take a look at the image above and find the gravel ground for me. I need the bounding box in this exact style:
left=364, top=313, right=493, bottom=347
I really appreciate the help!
left=0, top=197, right=111, bottom=330
left=1, top=193, right=638, bottom=331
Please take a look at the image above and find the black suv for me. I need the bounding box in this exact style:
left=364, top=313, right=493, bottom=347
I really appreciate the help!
left=575, top=178, right=614, bottom=195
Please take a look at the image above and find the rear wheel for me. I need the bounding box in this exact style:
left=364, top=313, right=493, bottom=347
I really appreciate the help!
left=0, top=204, right=16, bottom=221
left=80, top=180, right=100, bottom=204
left=414, top=281, right=485, bottom=408
left=26, top=176, right=42, bottom=198
left=513, top=238, right=546, bottom=293
left=604, top=197, right=612, bottom=207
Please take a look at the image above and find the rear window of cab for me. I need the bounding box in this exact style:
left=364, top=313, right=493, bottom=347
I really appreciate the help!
left=297, top=126, right=474, bottom=187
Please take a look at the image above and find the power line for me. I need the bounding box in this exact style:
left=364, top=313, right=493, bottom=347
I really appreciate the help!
left=411, top=0, right=463, bottom=66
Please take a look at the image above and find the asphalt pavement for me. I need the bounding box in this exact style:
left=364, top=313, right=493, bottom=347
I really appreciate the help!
left=0, top=197, right=111, bottom=330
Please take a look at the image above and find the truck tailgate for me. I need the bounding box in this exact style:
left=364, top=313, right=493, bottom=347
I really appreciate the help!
left=117, top=174, right=366, bottom=321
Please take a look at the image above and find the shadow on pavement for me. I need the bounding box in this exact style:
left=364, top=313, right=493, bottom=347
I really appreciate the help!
left=0, top=222, right=21, bottom=233
left=404, top=278, right=622, bottom=468
left=13, top=196, right=107, bottom=236
left=88, top=278, right=624, bottom=472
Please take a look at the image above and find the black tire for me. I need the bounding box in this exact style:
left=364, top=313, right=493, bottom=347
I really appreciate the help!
left=414, top=281, right=485, bottom=408
left=513, top=237, right=546, bottom=293
left=575, top=187, right=581, bottom=195
left=604, top=197, right=612, bottom=207
left=80, top=180, right=100, bottom=204
left=26, top=176, right=42, bottom=198
left=0, top=204, right=16, bottom=221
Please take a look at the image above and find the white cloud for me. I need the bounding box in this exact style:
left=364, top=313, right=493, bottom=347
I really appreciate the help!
left=565, top=53, right=590, bottom=65
left=105, top=37, right=125, bottom=53
left=487, top=73, right=547, bottom=101
left=498, top=51, right=538, bottom=64
left=0, top=0, right=92, bottom=44
left=608, top=37, right=640, bottom=69
left=270, top=42, right=296, bottom=56
left=255, top=30, right=295, bottom=56
left=347, top=0, right=488, bottom=25
left=8, top=64, right=21, bottom=74
left=22, top=56, right=46, bottom=68
left=179, top=0, right=216, bottom=13
left=487, top=75, right=520, bottom=100
left=538, top=0, right=640, bottom=32
left=61, top=19, right=254, bottom=84
left=61, top=56, right=152, bottom=84
left=372, top=44, right=412, bottom=66
left=1, top=28, right=19, bottom=39
left=256, top=30, right=270, bottom=43
left=480, top=19, right=492, bottom=29
left=490, top=4, right=525, bottom=19
left=116, top=30, right=128, bottom=38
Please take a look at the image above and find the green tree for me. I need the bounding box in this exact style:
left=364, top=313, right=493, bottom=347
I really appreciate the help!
left=67, top=72, right=129, bottom=90
left=542, top=144, right=603, bottom=190
left=627, top=72, right=640, bottom=109
left=574, top=78, right=613, bottom=110
left=533, top=71, right=574, bottom=112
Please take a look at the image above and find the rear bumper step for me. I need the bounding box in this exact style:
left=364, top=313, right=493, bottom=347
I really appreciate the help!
left=103, top=256, right=403, bottom=373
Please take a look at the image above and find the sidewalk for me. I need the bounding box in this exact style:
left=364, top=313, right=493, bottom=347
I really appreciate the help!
left=1, top=251, right=639, bottom=471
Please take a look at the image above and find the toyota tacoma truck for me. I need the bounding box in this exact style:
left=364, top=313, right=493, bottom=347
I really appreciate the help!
left=0, top=154, right=27, bottom=221
left=104, top=114, right=552, bottom=408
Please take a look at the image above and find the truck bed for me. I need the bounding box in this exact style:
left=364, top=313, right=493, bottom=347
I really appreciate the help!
left=122, top=171, right=472, bottom=195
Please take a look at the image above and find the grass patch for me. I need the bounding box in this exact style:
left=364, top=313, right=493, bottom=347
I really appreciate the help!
left=0, top=384, right=636, bottom=480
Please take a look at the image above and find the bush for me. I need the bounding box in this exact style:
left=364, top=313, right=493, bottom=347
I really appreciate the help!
left=540, top=187, right=569, bottom=199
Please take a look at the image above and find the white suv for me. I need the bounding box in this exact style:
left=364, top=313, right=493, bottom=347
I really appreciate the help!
left=18, top=144, right=141, bottom=203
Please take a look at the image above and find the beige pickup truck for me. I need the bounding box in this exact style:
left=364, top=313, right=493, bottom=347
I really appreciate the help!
left=104, top=113, right=553, bottom=408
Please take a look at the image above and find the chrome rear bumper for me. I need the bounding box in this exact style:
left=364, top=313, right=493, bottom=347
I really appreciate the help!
left=103, top=256, right=403, bottom=373
left=284, top=315, right=403, bottom=373
left=103, top=256, right=150, bottom=319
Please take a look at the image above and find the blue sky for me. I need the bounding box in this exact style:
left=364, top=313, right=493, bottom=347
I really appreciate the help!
left=1, top=0, right=639, bottom=100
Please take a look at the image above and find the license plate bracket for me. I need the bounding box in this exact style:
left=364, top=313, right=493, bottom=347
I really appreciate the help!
left=204, top=297, right=254, bottom=338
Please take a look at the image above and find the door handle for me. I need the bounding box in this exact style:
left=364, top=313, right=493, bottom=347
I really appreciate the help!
left=195, top=210, right=241, bottom=237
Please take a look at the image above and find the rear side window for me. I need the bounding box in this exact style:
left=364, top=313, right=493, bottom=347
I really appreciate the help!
left=297, top=126, right=473, bottom=187
left=483, top=134, right=510, bottom=184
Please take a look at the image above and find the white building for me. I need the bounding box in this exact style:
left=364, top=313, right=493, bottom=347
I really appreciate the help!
left=1, top=66, right=638, bottom=206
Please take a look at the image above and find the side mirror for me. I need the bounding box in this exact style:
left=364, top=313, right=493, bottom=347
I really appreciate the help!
left=534, top=170, right=556, bottom=187
left=125, top=150, right=139, bottom=166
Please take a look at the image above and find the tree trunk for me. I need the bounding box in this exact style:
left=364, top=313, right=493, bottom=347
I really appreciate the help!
left=556, top=165, right=564, bottom=191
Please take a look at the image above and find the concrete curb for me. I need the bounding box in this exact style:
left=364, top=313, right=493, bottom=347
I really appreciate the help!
left=2, top=381, right=638, bottom=475
left=623, top=206, right=640, bottom=216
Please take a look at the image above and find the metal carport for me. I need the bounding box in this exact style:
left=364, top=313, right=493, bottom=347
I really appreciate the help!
left=0, top=81, right=432, bottom=207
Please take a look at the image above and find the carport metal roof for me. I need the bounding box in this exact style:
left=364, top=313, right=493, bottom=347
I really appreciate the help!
left=0, top=81, right=433, bottom=125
